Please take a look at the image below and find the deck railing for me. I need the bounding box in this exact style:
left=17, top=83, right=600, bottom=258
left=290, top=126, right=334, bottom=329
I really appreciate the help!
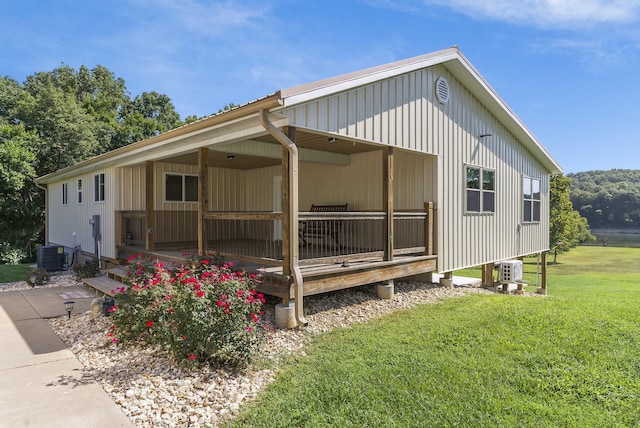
left=118, top=205, right=434, bottom=266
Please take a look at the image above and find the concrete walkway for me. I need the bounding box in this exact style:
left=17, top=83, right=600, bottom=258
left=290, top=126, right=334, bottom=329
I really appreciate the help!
left=0, top=286, right=132, bottom=427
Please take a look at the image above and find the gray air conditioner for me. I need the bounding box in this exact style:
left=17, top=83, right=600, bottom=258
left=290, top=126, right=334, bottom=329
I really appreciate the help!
left=37, top=245, right=65, bottom=271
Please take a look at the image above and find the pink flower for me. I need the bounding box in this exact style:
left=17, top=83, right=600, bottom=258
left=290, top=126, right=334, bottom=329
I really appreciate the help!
left=202, top=259, right=210, bottom=265
left=182, top=335, right=187, bottom=340
left=245, top=326, right=252, bottom=332
left=146, top=320, right=153, bottom=328
left=107, top=306, right=117, bottom=313
left=197, top=290, right=205, bottom=298
left=168, top=308, right=174, bottom=314
left=220, top=294, right=227, bottom=299
left=189, top=354, right=196, bottom=360
left=112, top=338, right=119, bottom=343
left=237, top=290, right=244, bottom=297
left=127, top=255, right=135, bottom=262
left=216, top=300, right=224, bottom=306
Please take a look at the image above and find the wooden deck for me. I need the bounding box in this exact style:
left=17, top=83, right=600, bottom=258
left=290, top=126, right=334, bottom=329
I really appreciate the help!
left=116, top=244, right=437, bottom=300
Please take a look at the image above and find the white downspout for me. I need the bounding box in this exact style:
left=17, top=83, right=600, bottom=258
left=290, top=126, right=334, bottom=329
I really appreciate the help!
left=259, top=109, right=307, bottom=327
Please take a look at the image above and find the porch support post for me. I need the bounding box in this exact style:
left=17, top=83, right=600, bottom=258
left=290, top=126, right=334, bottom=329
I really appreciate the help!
left=383, top=147, right=394, bottom=261
left=482, top=262, right=495, bottom=288
left=198, top=147, right=209, bottom=256
left=145, top=160, right=155, bottom=251
left=537, top=251, right=548, bottom=295
left=424, top=201, right=433, bottom=255
left=260, top=110, right=307, bottom=327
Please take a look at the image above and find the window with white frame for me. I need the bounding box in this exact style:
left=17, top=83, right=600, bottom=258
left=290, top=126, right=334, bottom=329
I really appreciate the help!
left=94, top=173, right=105, bottom=202
left=523, top=177, right=541, bottom=222
left=62, top=183, right=68, bottom=205
left=165, top=174, right=198, bottom=202
left=77, top=179, right=83, bottom=204
left=466, top=166, right=495, bottom=213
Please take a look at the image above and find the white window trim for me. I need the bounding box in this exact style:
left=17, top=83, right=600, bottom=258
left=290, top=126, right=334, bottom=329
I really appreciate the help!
left=164, top=173, right=198, bottom=203
left=523, top=176, right=541, bottom=223
left=464, top=164, right=496, bottom=214
left=94, top=173, right=106, bottom=203
left=62, top=183, right=69, bottom=206
left=77, top=178, right=83, bottom=205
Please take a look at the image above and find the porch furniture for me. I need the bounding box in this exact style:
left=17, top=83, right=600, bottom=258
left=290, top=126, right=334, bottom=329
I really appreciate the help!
left=300, top=204, right=348, bottom=248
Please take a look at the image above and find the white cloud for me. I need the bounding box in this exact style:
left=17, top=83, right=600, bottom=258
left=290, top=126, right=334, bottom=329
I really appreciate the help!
left=419, top=0, right=640, bottom=28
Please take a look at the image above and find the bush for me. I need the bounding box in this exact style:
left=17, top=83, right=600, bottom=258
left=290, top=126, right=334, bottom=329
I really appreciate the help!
left=0, top=242, right=26, bottom=265
left=26, top=268, right=51, bottom=286
left=73, top=260, right=101, bottom=279
left=110, top=254, right=266, bottom=368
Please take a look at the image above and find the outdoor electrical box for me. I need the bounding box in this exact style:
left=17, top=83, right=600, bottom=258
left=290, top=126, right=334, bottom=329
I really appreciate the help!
left=90, top=215, right=101, bottom=240
left=37, top=245, right=65, bottom=271
left=499, top=260, right=523, bottom=283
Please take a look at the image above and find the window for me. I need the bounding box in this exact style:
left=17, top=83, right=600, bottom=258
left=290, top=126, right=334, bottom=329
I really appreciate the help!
left=77, top=179, right=83, bottom=204
left=165, top=174, right=198, bottom=202
left=62, top=183, right=68, bottom=205
left=466, top=166, right=495, bottom=213
left=94, top=173, right=105, bottom=202
left=523, top=177, right=541, bottom=222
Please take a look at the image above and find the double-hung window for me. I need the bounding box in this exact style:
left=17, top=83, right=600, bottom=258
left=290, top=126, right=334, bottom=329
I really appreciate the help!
left=523, top=177, right=541, bottom=222
left=77, top=179, right=83, bottom=204
left=466, top=166, right=495, bottom=213
left=165, top=174, right=198, bottom=202
left=62, top=183, right=68, bottom=205
left=94, top=173, right=105, bottom=202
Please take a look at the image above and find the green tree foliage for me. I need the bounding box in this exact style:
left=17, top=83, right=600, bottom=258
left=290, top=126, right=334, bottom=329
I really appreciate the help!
left=569, top=169, right=640, bottom=229
left=0, top=65, right=185, bottom=260
left=550, top=174, right=595, bottom=262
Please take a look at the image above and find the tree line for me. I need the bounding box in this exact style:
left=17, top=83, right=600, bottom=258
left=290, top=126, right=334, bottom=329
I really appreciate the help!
left=569, top=169, right=640, bottom=229
left=0, top=64, right=202, bottom=263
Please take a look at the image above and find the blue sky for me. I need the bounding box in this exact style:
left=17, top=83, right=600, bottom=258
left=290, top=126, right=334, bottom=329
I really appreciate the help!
left=2, top=0, right=639, bottom=173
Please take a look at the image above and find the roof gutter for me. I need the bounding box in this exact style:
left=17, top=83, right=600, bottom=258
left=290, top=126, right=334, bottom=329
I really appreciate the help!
left=258, top=109, right=307, bottom=328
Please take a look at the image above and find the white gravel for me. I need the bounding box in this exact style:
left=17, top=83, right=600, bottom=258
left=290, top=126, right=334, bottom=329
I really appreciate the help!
left=43, top=276, right=496, bottom=427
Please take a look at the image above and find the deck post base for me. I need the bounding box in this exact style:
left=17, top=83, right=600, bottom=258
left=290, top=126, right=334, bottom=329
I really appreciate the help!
left=377, top=280, right=394, bottom=299
left=440, top=278, right=454, bottom=289
left=275, top=301, right=298, bottom=329
left=536, top=287, right=547, bottom=295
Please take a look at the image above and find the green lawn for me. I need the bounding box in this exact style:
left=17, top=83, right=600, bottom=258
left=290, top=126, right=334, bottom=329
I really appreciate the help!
left=228, top=247, right=640, bottom=427
left=0, top=263, right=32, bottom=284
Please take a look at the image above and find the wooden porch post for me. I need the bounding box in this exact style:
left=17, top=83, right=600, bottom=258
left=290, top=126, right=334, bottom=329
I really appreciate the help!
left=383, top=147, right=394, bottom=261
left=198, top=148, right=209, bottom=256
left=538, top=251, right=548, bottom=294
left=424, top=202, right=433, bottom=256
left=482, top=262, right=495, bottom=288
left=145, top=161, right=155, bottom=251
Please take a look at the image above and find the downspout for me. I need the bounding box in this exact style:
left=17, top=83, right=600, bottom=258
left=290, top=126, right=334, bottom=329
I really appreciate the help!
left=259, top=109, right=307, bottom=327
left=35, top=181, right=49, bottom=246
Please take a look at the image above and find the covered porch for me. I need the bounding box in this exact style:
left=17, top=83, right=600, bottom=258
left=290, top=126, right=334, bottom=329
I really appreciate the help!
left=113, top=109, right=440, bottom=326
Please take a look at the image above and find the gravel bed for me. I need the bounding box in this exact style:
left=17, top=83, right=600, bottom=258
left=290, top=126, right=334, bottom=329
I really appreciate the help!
left=0, top=270, right=82, bottom=292
left=46, top=278, right=495, bottom=427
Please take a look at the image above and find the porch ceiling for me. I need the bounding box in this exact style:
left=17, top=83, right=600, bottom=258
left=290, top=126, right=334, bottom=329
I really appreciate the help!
left=159, top=129, right=381, bottom=169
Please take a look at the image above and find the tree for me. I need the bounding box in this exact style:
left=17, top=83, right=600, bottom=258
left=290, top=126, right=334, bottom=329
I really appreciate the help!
left=549, top=174, right=595, bottom=262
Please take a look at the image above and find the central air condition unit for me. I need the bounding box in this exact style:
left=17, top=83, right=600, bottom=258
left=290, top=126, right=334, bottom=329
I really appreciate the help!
left=37, top=245, right=65, bottom=271
left=499, top=260, right=523, bottom=283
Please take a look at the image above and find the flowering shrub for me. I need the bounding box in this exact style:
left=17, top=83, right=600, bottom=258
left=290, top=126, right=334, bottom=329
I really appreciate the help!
left=110, top=254, right=265, bottom=368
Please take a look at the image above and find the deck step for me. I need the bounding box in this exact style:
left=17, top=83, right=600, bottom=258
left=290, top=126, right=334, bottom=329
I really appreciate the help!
left=83, top=276, right=126, bottom=296
left=106, top=267, right=128, bottom=282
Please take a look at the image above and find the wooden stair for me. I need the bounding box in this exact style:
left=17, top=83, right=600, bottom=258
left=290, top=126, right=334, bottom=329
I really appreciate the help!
left=83, top=267, right=129, bottom=296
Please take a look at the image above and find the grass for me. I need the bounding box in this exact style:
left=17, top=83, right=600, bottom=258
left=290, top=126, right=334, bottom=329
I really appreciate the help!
left=0, top=263, right=32, bottom=284
left=227, top=246, right=640, bottom=427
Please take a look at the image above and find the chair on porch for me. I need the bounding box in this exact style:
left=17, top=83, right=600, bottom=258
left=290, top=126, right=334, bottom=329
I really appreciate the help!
left=300, top=203, right=348, bottom=248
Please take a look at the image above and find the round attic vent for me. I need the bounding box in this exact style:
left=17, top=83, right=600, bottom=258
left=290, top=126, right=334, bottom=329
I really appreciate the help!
left=435, top=76, right=450, bottom=104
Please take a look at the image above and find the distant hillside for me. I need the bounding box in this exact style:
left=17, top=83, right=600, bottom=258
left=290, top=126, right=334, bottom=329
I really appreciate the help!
left=568, top=169, right=640, bottom=229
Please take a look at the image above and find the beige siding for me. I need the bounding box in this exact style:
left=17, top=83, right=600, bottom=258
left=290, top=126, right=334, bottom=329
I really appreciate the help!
left=118, top=164, right=145, bottom=210
left=282, top=64, right=550, bottom=272
left=48, top=167, right=118, bottom=259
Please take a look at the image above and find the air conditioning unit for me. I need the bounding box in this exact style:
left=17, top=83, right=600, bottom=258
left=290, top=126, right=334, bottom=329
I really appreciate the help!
left=37, top=245, right=65, bottom=271
left=499, top=260, right=523, bottom=283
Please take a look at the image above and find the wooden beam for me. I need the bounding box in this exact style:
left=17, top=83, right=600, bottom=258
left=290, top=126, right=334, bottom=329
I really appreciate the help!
left=425, top=202, right=434, bottom=255
left=540, top=251, right=547, bottom=292
left=197, top=147, right=209, bottom=255
left=482, top=262, right=494, bottom=287
left=383, top=147, right=394, bottom=261
left=145, top=161, right=155, bottom=251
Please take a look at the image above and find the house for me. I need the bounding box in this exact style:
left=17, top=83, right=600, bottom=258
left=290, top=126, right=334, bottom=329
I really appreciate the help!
left=35, top=47, right=562, bottom=328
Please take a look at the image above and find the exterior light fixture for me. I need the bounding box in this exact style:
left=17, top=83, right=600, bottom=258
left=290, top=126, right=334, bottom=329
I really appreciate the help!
left=227, top=155, right=235, bottom=160
left=328, top=137, right=336, bottom=143
left=64, top=301, right=75, bottom=319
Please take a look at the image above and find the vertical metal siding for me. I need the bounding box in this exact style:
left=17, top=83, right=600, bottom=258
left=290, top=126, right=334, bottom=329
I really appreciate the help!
left=282, top=64, right=551, bottom=272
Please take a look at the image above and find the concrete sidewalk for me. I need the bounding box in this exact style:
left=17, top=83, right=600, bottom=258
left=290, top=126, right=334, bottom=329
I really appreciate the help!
left=0, top=286, right=132, bottom=427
